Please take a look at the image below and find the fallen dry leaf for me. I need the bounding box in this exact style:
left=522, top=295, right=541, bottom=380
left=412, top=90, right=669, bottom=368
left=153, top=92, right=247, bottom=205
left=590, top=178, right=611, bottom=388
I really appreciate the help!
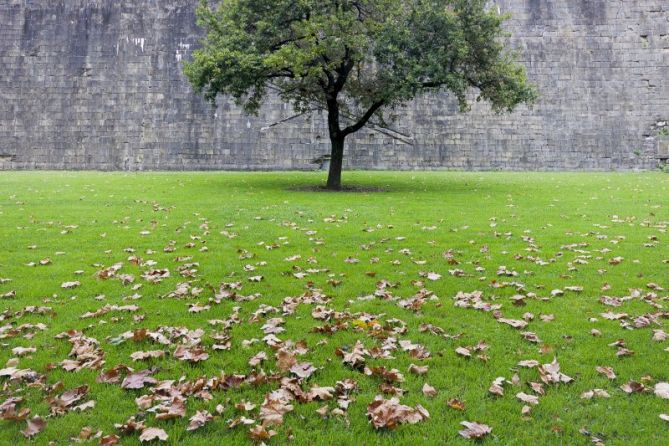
left=61, top=281, right=81, bottom=289
left=620, top=381, right=645, bottom=394
left=130, top=351, right=165, bottom=362
left=447, top=399, right=465, bottom=411
left=516, top=392, right=539, bottom=405
left=422, top=383, right=437, bottom=397
left=366, top=396, right=429, bottom=429
left=248, top=424, right=276, bottom=442
left=21, top=416, right=46, bottom=439
left=408, top=363, right=429, bottom=375
left=459, top=421, right=492, bottom=440
left=290, top=362, right=317, bottom=379
left=538, top=358, right=574, bottom=385
left=139, top=427, right=168, bottom=442
left=581, top=389, right=610, bottom=399
left=654, top=382, right=669, bottom=399
left=187, top=410, right=213, bottom=431
left=121, top=369, right=157, bottom=390
left=489, top=377, right=506, bottom=396
left=595, top=366, right=616, bottom=380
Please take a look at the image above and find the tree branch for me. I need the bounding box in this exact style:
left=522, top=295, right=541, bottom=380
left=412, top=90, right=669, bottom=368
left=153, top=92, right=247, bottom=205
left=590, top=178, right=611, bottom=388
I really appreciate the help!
left=341, top=100, right=385, bottom=136
left=260, top=109, right=318, bottom=131
left=421, top=81, right=445, bottom=88
left=265, top=83, right=413, bottom=145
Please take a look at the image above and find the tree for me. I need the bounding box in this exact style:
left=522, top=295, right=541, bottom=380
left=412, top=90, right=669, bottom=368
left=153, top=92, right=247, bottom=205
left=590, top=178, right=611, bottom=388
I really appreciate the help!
left=184, top=0, right=537, bottom=190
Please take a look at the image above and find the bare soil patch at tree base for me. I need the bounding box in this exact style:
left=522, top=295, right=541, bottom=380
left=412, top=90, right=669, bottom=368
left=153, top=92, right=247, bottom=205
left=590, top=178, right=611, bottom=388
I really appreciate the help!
left=289, top=184, right=390, bottom=193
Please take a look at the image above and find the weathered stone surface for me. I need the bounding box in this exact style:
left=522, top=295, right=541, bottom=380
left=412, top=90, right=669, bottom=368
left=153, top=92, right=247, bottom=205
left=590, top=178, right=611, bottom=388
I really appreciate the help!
left=0, top=0, right=667, bottom=171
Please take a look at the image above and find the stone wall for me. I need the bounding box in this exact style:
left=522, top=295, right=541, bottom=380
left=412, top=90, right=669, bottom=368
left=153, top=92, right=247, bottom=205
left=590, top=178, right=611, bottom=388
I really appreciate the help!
left=0, top=0, right=667, bottom=171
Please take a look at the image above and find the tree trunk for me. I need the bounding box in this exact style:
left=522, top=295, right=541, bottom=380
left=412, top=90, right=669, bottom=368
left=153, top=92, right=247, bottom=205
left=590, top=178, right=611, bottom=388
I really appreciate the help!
left=326, top=135, right=345, bottom=190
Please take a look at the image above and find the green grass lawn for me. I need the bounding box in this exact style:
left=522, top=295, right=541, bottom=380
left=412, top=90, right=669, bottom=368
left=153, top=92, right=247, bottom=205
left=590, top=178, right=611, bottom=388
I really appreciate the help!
left=1, top=171, right=668, bottom=445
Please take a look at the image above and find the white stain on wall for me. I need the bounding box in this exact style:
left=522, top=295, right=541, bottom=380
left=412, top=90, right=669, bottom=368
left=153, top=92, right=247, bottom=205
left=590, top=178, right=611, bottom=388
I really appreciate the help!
left=176, top=42, right=191, bottom=62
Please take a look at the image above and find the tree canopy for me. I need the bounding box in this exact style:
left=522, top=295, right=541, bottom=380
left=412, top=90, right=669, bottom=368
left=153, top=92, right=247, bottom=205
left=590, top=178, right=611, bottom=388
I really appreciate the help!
left=184, top=0, right=537, bottom=189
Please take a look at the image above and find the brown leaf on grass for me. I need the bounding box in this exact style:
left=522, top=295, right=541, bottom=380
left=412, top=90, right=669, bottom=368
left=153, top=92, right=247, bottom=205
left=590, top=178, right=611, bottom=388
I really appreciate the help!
left=364, top=366, right=405, bottom=383
left=96, top=263, right=123, bottom=279
left=339, top=340, right=368, bottom=369
left=99, top=434, right=120, bottom=446
left=114, top=416, right=145, bottom=434
left=399, top=339, right=431, bottom=359
left=97, top=365, right=133, bottom=384
left=652, top=330, right=667, bottom=342
left=599, top=296, right=623, bottom=307
left=581, top=389, right=610, bottom=399
left=135, top=394, right=156, bottom=410
left=236, top=400, right=257, bottom=412
left=529, top=382, right=545, bottom=395
left=0, top=397, right=29, bottom=421
left=366, top=396, right=429, bottom=429
left=620, top=381, right=646, bottom=394
left=489, top=377, right=506, bottom=396
left=0, top=366, right=41, bottom=383
left=379, top=382, right=404, bottom=396
left=61, top=281, right=81, bottom=289
left=248, top=351, right=267, bottom=367
left=11, top=346, right=36, bottom=356
left=259, top=390, right=294, bottom=427
left=139, top=427, right=168, bottom=442
left=141, top=269, right=170, bottom=283
left=81, top=304, right=139, bottom=319
left=459, top=421, right=492, bottom=439
left=173, top=345, right=208, bottom=363
left=601, top=311, right=628, bottom=320
left=187, top=410, right=213, bottom=431
left=130, top=351, right=165, bottom=362
left=290, top=362, right=317, bottom=379
left=447, top=399, right=465, bottom=411
left=307, top=385, right=335, bottom=401
left=595, top=366, right=616, bottom=380
left=538, top=358, right=574, bottom=385
left=121, top=369, right=157, bottom=390
left=155, top=397, right=186, bottom=420
left=408, top=363, right=429, bottom=375
left=516, top=392, right=539, bottom=405
left=518, top=360, right=540, bottom=368
left=654, top=382, right=669, bottom=399
left=521, top=331, right=541, bottom=343
left=58, top=331, right=105, bottom=372
left=21, top=416, right=46, bottom=439
left=497, top=318, right=528, bottom=329
left=275, top=349, right=297, bottom=371
left=579, top=427, right=606, bottom=446
left=72, top=400, right=96, bottom=412
left=188, top=302, right=210, bottom=313
left=248, top=424, right=276, bottom=442
left=48, top=385, right=89, bottom=416
left=616, top=347, right=634, bottom=357
left=422, top=383, right=438, bottom=397
left=228, top=416, right=256, bottom=428
left=1, top=290, right=16, bottom=299
left=455, top=347, right=471, bottom=358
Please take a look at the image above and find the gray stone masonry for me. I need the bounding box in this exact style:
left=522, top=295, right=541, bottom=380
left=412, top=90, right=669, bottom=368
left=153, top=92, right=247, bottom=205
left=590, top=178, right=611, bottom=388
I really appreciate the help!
left=0, top=0, right=667, bottom=171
